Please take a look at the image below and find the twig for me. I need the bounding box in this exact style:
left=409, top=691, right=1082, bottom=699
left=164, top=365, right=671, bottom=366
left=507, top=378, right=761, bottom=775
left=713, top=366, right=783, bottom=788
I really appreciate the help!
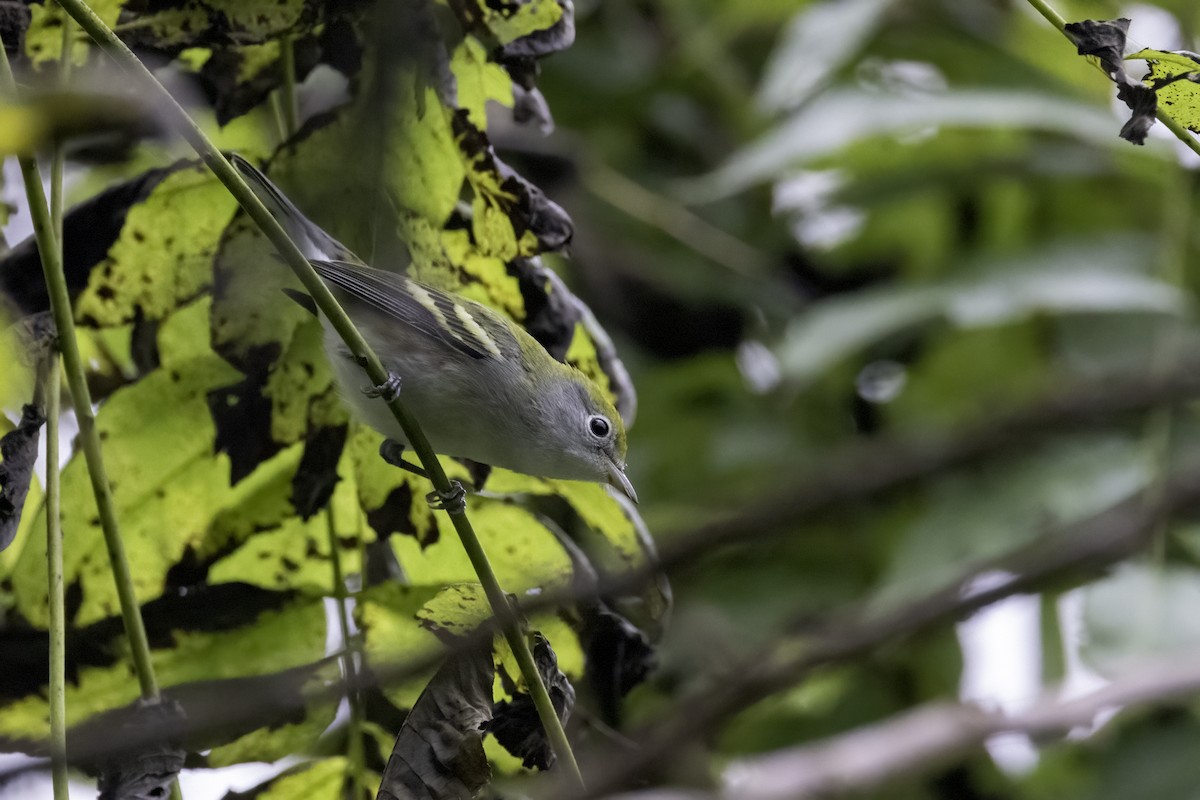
left=46, top=13, right=72, bottom=798
left=44, top=357, right=66, bottom=799
left=582, top=162, right=771, bottom=277
left=325, top=504, right=366, bottom=798
left=52, top=0, right=583, bottom=786
left=271, top=34, right=299, bottom=142
left=0, top=29, right=161, bottom=702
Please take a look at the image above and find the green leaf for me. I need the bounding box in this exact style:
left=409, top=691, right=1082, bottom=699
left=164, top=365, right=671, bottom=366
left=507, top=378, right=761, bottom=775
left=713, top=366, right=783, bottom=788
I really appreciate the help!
left=389, top=500, right=574, bottom=593
left=874, top=434, right=1151, bottom=608
left=24, top=0, right=125, bottom=66
left=756, top=0, right=893, bottom=113
left=75, top=163, right=237, bottom=327
left=1130, top=48, right=1200, bottom=133
left=776, top=238, right=1183, bottom=385
left=1082, top=563, right=1200, bottom=677
left=356, top=583, right=450, bottom=709
left=255, top=757, right=349, bottom=800
left=0, top=596, right=327, bottom=742
left=698, top=89, right=1135, bottom=199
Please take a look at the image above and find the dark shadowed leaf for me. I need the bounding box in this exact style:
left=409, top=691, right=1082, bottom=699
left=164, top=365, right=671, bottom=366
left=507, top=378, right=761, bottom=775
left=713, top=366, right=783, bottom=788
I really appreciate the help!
left=0, top=403, right=43, bottom=553
left=489, top=633, right=575, bottom=770
left=581, top=604, right=655, bottom=726
left=377, top=649, right=494, bottom=800
left=95, top=699, right=186, bottom=800
left=1063, top=18, right=1158, bottom=144
left=0, top=165, right=174, bottom=317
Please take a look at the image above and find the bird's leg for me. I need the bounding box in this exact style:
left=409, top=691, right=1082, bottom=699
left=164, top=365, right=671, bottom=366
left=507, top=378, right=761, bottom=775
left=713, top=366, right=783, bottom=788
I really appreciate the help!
left=363, top=371, right=403, bottom=402
left=378, top=439, right=428, bottom=479
left=426, top=481, right=467, bottom=514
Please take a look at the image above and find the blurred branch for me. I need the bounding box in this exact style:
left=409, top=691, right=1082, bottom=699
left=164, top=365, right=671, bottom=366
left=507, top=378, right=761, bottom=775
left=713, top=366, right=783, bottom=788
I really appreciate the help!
left=581, top=161, right=772, bottom=277
left=572, top=461, right=1200, bottom=796
left=7, top=451, right=1198, bottom=780
left=623, top=356, right=1200, bottom=594
left=604, top=651, right=1200, bottom=800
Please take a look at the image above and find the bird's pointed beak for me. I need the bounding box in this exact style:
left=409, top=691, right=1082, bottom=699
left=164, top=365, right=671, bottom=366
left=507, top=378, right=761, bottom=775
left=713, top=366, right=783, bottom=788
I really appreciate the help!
left=606, top=458, right=639, bottom=505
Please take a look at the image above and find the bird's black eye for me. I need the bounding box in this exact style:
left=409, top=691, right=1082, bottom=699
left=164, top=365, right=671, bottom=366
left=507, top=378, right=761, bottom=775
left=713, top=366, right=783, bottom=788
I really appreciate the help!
left=588, top=415, right=611, bottom=439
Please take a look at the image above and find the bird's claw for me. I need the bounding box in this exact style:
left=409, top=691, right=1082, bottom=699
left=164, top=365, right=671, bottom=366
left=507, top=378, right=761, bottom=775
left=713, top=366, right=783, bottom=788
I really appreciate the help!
left=426, top=480, right=467, bottom=514
left=363, top=372, right=403, bottom=402
left=378, top=440, right=429, bottom=478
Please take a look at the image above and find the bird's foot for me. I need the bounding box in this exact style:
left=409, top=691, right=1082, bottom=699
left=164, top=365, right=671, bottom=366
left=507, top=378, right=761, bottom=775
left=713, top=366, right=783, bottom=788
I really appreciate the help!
left=378, top=439, right=429, bottom=479
left=363, top=372, right=403, bottom=402
left=426, top=480, right=467, bottom=514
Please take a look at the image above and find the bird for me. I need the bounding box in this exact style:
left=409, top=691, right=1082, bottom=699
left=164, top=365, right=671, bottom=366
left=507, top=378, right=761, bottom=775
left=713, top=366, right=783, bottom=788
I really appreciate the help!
left=229, top=154, right=637, bottom=504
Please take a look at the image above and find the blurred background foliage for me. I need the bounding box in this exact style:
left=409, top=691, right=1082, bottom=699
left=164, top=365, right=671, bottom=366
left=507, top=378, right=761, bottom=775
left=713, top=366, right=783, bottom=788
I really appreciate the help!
left=4, top=0, right=1200, bottom=797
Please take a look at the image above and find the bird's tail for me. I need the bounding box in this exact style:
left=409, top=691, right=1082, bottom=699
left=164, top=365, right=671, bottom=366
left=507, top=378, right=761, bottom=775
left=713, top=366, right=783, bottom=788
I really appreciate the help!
left=228, top=153, right=352, bottom=263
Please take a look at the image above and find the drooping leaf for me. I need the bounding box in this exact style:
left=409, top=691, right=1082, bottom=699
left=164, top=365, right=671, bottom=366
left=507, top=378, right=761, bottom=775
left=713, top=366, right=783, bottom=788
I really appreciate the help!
left=1063, top=18, right=1158, bottom=144
left=581, top=604, right=655, bottom=726
left=376, top=648, right=495, bottom=800
left=0, top=404, right=43, bottom=553
left=489, top=632, right=574, bottom=770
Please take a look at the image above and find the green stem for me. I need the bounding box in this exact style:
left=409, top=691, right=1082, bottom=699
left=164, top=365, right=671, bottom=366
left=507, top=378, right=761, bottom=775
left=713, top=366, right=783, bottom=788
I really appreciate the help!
left=279, top=35, right=299, bottom=138
left=326, top=505, right=365, bottom=798
left=1025, top=0, right=1200, bottom=160
left=45, top=357, right=68, bottom=800
left=53, top=0, right=583, bottom=787
left=0, top=36, right=160, bottom=702
left=51, top=5, right=73, bottom=244
left=46, top=12, right=73, bottom=798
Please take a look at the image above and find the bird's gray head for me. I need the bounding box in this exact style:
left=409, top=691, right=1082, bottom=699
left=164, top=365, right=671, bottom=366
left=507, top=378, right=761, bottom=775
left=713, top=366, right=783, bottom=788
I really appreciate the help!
left=538, top=371, right=636, bottom=503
